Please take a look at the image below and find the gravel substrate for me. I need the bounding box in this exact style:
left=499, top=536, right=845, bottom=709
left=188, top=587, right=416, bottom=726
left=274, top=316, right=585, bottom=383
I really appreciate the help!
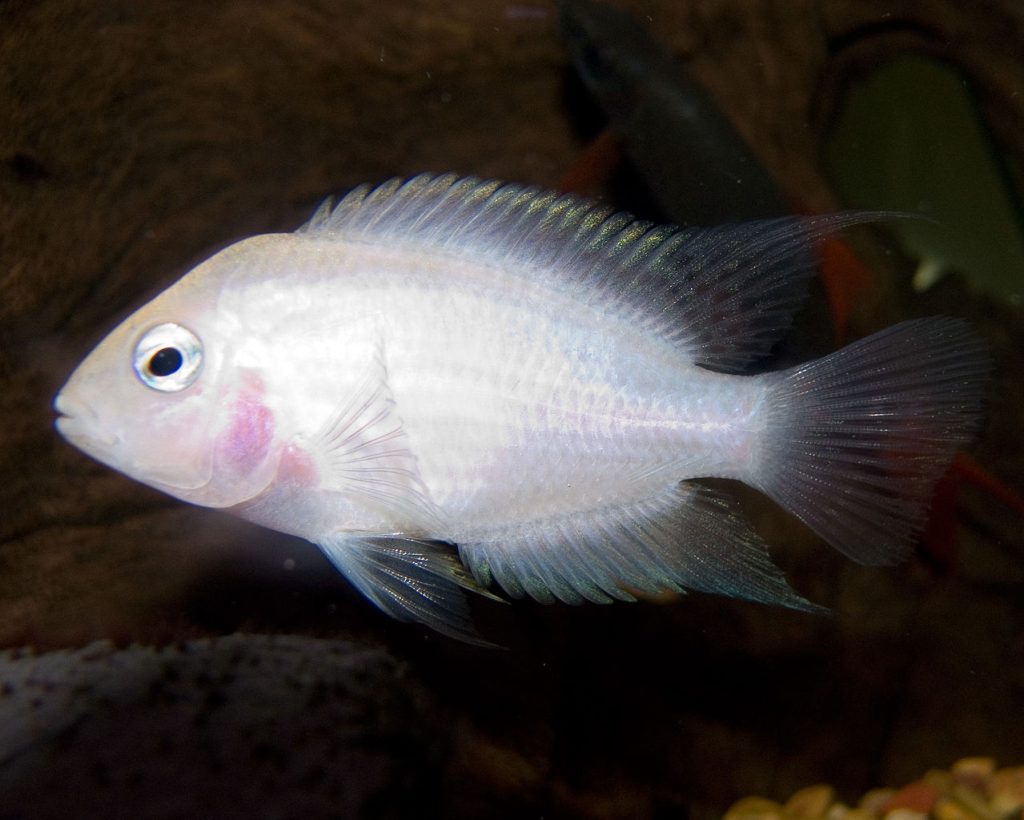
left=726, top=758, right=1024, bottom=820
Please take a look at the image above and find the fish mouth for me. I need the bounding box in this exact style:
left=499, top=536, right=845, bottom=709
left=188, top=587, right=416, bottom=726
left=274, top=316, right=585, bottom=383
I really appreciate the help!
left=53, top=393, right=119, bottom=450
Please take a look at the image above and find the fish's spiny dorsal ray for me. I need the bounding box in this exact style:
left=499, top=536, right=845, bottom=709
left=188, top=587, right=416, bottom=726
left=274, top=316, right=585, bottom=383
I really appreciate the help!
left=297, top=173, right=886, bottom=371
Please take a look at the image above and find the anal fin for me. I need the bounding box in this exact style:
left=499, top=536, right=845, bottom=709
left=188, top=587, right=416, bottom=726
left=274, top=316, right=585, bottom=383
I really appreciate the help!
left=459, top=482, right=824, bottom=613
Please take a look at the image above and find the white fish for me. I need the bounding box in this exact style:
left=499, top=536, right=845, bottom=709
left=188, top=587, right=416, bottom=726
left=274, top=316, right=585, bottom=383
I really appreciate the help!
left=54, top=174, right=988, bottom=643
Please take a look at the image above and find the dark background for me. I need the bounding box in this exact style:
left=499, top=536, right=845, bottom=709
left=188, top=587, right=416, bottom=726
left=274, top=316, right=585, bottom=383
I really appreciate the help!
left=2, top=1, right=1022, bottom=817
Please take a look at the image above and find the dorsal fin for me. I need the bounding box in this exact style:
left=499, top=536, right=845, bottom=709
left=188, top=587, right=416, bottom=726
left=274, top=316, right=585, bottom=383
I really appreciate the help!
left=297, top=174, right=885, bottom=371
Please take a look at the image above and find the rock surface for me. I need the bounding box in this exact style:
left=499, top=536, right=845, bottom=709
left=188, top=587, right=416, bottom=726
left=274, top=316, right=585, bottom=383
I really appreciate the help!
left=0, top=635, right=440, bottom=819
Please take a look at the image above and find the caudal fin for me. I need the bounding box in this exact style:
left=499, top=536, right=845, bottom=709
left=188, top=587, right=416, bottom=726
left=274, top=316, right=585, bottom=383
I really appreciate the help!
left=754, top=318, right=989, bottom=565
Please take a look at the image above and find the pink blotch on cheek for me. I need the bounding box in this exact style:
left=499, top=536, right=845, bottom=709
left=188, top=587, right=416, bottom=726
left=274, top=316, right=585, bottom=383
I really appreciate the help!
left=216, top=374, right=276, bottom=475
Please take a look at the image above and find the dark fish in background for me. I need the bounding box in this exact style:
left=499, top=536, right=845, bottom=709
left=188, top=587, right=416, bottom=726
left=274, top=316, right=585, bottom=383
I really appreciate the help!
left=558, top=0, right=790, bottom=226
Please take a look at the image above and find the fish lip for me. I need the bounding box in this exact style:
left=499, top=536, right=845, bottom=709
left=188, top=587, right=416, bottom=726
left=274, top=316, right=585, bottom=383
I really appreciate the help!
left=53, top=393, right=119, bottom=449
left=53, top=391, right=83, bottom=420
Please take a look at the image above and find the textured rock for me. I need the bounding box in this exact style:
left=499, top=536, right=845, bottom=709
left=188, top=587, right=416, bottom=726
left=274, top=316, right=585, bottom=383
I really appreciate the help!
left=0, top=635, right=441, bottom=819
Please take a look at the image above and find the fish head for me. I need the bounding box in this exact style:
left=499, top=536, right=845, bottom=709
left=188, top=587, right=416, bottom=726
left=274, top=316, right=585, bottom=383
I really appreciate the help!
left=54, top=240, right=283, bottom=510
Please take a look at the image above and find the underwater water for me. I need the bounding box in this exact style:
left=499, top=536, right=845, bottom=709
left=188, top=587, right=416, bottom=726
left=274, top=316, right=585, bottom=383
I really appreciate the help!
left=1, top=1, right=1022, bottom=818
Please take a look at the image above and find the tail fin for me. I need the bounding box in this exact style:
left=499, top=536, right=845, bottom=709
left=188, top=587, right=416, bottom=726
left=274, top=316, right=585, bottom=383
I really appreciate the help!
left=754, top=318, right=989, bottom=565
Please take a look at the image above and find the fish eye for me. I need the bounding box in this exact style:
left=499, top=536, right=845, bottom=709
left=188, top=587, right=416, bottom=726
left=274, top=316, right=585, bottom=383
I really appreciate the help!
left=133, top=323, right=203, bottom=392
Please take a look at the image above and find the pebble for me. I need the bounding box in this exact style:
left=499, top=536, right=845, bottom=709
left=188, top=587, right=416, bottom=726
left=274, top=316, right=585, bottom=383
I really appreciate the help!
left=786, top=785, right=836, bottom=818
left=724, top=796, right=786, bottom=820
left=990, top=768, right=1024, bottom=815
left=724, top=758, right=1024, bottom=820
left=883, top=781, right=941, bottom=814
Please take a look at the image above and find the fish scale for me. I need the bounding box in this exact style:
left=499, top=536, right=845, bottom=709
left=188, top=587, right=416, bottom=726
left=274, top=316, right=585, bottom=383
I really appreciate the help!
left=253, top=247, right=698, bottom=525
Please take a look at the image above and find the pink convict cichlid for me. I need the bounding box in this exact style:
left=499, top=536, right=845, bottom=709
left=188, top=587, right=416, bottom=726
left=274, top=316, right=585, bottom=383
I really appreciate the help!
left=54, top=174, right=988, bottom=643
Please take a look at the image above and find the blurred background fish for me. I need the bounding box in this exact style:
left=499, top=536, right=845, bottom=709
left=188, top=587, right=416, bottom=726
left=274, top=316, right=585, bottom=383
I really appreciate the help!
left=558, top=0, right=789, bottom=225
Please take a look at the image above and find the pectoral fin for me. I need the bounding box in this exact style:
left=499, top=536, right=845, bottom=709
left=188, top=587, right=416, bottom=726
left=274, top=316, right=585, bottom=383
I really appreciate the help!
left=316, top=534, right=503, bottom=646
left=308, top=343, right=443, bottom=532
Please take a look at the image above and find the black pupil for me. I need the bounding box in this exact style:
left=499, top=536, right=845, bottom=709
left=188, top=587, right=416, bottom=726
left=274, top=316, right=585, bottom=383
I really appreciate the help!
left=148, top=347, right=183, bottom=377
